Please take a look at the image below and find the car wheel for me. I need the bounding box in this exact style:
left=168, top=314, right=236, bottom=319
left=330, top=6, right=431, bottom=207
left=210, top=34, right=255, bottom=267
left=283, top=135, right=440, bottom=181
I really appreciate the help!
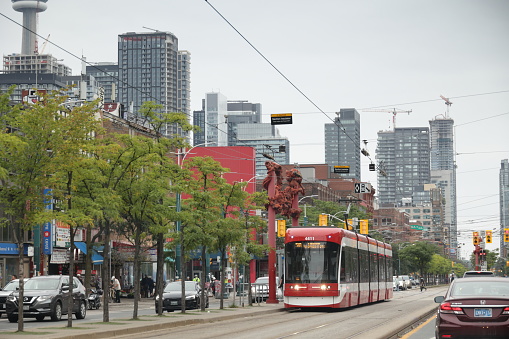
left=51, top=301, right=62, bottom=321
left=36, top=315, right=45, bottom=321
left=76, top=301, right=86, bottom=319
left=7, top=314, right=18, bottom=323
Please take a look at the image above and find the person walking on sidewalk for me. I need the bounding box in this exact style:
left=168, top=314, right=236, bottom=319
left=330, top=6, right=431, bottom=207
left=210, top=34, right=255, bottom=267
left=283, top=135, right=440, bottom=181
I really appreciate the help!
left=112, top=276, right=121, bottom=303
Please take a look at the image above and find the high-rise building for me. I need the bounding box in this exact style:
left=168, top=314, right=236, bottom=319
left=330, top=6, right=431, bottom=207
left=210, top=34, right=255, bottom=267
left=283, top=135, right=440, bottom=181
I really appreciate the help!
left=376, top=127, right=430, bottom=207
left=86, top=63, right=119, bottom=103
left=500, top=159, right=509, bottom=257
left=324, top=108, right=361, bottom=180
left=429, top=117, right=458, bottom=258
left=236, top=123, right=290, bottom=176
left=118, top=31, right=190, bottom=136
left=226, top=100, right=262, bottom=146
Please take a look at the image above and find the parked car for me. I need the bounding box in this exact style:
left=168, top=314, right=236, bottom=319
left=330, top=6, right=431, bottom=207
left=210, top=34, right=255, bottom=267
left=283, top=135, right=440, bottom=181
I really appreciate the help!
left=434, top=277, right=509, bottom=338
left=251, top=276, right=282, bottom=302
left=156, top=281, right=208, bottom=312
left=392, top=276, right=406, bottom=290
left=5, top=275, right=87, bottom=322
left=400, top=275, right=412, bottom=289
left=463, top=271, right=495, bottom=278
left=0, top=279, right=28, bottom=318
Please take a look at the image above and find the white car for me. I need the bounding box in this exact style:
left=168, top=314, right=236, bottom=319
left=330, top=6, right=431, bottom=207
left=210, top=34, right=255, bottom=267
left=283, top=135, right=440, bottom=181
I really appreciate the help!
left=251, top=277, right=282, bottom=302
left=400, top=275, right=412, bottom=289
left=393, top=276, right=406, bottom=290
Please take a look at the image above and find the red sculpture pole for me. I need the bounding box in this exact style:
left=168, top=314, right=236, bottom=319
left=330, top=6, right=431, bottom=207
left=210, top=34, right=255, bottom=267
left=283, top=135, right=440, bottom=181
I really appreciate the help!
left=266, top=167, right=278, bottom=304
left=292, top=193, right=299, bottom=227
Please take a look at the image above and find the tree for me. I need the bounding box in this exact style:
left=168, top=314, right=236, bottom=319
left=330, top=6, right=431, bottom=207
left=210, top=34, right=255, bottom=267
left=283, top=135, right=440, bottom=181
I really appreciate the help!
left=399, top=242, right=439, bottom=276
left=0, top=89, right=100, bottom=330
left=137, top=101, right=196, bottom=316
left=178, top=156, right=233, bottom=311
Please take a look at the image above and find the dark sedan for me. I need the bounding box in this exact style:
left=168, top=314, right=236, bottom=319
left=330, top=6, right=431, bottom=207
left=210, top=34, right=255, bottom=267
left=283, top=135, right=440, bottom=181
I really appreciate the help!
left=155, top=281, right=208, bottom=312
left=434, top=277, right=509, bottom=338
left=6, top=275, right=87, bottom=322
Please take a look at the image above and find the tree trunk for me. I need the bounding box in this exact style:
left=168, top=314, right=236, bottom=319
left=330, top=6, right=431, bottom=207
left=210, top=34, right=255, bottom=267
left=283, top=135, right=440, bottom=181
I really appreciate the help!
left=102, top=220, right=111, bottom=322
left=132, top=225, right=142, bottom=320
left=200, top=245, right=206, bottom=311
left=16, top=236, right=25, bottom=332
left=155, top=233, right=164, bottom=315
left=220, top=247, right=226, bottom=310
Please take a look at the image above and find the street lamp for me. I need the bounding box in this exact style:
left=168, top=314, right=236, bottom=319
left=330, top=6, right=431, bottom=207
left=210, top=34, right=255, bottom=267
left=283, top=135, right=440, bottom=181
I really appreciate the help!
left=298, top=195, right=318, bottom=225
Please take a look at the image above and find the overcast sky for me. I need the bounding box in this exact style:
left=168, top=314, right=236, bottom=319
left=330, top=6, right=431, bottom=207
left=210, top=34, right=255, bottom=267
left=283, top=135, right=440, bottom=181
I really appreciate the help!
left=1, top=0, right=508, bottom=259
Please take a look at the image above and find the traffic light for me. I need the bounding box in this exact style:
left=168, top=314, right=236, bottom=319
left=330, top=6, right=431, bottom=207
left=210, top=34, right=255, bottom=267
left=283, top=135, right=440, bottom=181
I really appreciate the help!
left=473, top=231, right=479, bottom=245
left=505, top=228, right=509, bottom=242
left=277, top=219, right=286, bottom=237
left=318, top=214, right=328, bottom=226
left=359, top=219, right=369, bottom=234
left=347, top=219, right=353, bottom=230
left=486, top=230, right=492, bottom=243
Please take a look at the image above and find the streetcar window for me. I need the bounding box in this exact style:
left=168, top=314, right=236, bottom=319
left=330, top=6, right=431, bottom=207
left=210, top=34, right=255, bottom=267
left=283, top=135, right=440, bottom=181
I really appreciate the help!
left=285, top=241, right=340, bottom=284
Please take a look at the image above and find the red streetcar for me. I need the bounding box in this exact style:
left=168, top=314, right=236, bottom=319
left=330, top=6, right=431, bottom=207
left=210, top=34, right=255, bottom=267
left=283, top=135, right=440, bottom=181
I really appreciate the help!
left=284, top=227, right=393, bottom=308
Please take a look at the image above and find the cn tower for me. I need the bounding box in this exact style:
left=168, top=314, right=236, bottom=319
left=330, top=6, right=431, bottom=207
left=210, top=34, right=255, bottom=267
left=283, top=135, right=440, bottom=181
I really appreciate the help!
left=12, top=0, right=48, bottom=55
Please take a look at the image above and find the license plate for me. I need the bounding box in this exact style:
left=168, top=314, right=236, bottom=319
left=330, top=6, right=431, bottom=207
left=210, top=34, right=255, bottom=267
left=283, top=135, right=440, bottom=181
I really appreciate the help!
left=474, top=308, right=492, bottom=317
left=170, top=301, right=178, bottom=306
left=23, top=305, right=30, bottom=311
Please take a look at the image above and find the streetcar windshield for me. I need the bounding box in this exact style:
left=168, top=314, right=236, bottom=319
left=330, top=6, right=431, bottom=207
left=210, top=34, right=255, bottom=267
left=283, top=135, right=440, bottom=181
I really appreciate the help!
left=285, top=241, right=340, bottom=283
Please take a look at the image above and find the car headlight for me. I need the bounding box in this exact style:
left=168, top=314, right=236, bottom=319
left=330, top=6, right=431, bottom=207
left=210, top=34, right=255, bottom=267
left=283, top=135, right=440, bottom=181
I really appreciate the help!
left=185, top=295, right=196, bottom=300
left=37, top=295, right=52, bottom=302
left=7, top=295, right=16, bottom=301
left=155, top=295, right=159, bottom=301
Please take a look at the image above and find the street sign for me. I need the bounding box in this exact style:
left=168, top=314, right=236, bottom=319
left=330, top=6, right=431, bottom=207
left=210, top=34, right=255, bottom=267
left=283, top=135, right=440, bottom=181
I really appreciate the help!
left=334, top=165, right=350, bottom=174
left=354, top=182, right=372, bottom=193
left=410, top=225, right=424, bottom=231
left=271, top=113, right=292, bottom=125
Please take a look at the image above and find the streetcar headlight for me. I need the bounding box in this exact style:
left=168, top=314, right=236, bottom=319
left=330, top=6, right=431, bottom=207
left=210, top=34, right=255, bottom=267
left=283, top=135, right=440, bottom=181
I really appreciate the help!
left=320, top=285, right=330, bottom=290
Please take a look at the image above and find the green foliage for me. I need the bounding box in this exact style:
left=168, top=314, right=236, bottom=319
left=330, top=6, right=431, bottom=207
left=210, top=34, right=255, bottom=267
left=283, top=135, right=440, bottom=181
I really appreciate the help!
left=399, top=241, right=440, bottom=275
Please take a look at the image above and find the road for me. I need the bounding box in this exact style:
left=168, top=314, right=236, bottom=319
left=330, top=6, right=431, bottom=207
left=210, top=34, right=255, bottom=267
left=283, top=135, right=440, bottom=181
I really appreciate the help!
left=113, top=287, right=446, bottom=339
left=0, top=286, right=446, bottom=338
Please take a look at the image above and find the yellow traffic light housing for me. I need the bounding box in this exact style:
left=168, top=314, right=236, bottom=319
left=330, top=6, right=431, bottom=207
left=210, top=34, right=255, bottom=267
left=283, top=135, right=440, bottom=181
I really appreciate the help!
left=359, top=219, right=369, bottom=234
left=473, top=231, right=479, bottom=245
left=277, top=219, right=286, bottom=237
left=504, top=228, right=509, bottom=242
left=318, top=214, right=328, bottom=226
left=486, top=230, right=492, bottom=243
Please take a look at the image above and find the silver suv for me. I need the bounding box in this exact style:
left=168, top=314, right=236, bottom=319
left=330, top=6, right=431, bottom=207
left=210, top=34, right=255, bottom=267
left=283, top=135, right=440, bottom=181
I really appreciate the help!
left=463, top=271, right=494, bottom=278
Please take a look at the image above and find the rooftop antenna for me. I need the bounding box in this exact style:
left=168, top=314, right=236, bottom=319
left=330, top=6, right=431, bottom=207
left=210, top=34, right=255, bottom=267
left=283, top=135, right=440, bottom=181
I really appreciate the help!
left=142, top=26, right=161, bottom=32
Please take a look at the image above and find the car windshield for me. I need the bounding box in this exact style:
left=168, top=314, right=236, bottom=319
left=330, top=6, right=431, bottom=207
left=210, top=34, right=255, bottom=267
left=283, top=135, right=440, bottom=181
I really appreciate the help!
left=164, top=282, right=197, bottom=292
left=24, top=278, right=60, bottom=290
left=451, top=280, right=509, bottom=297
left=2, top=280, right=20, bottom=291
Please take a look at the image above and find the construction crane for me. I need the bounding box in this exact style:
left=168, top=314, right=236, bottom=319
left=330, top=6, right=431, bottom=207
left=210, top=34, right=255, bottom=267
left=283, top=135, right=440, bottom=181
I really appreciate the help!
left=142, top=26, right=161, bottom=32
left=440, top=95, right=453, bottom=118
left=362, top=108, right=412, bottom=130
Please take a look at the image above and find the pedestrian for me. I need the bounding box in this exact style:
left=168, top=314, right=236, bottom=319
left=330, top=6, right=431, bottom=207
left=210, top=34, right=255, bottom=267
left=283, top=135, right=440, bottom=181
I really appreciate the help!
left=141, top=275, right=148, bottom=298
left=193, top=274, right=200, bottom=283
left=111, top=276, right=121, bottom=303
left=11, top=274, right=17, bottom=281
left=77, top=273, right=84, bottom=285
left=420, top=276, right=427, bottom=292
left=147, top=276, right=155, bottom=298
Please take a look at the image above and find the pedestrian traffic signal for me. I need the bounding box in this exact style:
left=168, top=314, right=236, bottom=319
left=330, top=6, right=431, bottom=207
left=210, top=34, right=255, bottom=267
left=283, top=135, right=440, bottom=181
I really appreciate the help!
left=318, top=214, right=328, bottom=226
left=359, top=219, right=369, bottom=234
left=473, top=231, right=479, bottom=245
left=505, top=229, right=509, bottom=242
left=486, top=230, right=492, bottom=243
left=277, top=219, right=286, bottom=237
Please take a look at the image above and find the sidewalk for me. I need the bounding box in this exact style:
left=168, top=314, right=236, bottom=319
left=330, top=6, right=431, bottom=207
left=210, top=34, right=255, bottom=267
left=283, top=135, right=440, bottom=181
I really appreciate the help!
left=1, top=297, right=285, bottom=339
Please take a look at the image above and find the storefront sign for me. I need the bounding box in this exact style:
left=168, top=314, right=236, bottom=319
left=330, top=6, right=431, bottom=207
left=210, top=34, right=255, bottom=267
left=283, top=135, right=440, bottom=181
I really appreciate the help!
left=50, top=248, right=69, bottom=264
